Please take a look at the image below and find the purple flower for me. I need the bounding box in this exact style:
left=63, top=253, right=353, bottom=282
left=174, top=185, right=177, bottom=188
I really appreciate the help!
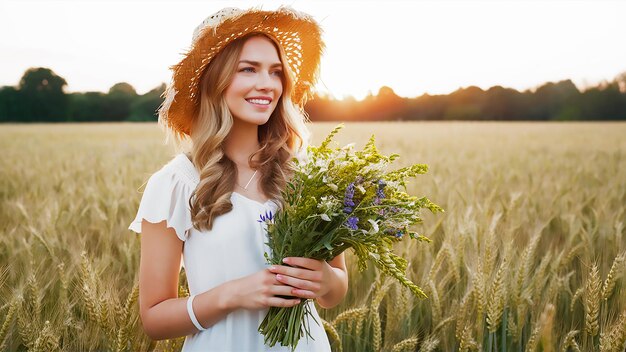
left=345, top=216, right=359, bottom=230
left=343, top=182, right=356, bottom=213
left=257, top=210, right=274, bottom=223
left=384, top=227, right=404, bottom=238
left=371, top=179, right=386, bottom=206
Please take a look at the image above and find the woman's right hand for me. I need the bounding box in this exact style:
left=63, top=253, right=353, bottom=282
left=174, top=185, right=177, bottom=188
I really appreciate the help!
left=227, top=267, right=302, bottom=310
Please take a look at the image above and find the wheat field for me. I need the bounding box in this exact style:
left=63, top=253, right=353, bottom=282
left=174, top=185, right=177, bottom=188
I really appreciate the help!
left=0, top=121, right=625, bottom=351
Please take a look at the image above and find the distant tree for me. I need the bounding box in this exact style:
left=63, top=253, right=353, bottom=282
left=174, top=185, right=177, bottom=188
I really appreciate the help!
left=0, top=86, right=23, bottom=122
left=449, top=86, right=485, bottom=105
left=68, top=92, right=110, bottom=122
left=529, top=80, right=580, bottom=120
left=18, top=67, right=69, bottom=122
left=578, top=82, right=625, bottom=120
left=407, top=94, right=448, bottom=121
left=128, top=83, right=166, bottom=121
left=107, top=82, right=137, bottom=121
left=483, top=86, right=529, bottom=120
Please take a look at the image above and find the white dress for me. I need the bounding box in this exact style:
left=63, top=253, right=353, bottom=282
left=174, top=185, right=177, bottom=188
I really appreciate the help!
left=129, top=153, right=331, bottom=352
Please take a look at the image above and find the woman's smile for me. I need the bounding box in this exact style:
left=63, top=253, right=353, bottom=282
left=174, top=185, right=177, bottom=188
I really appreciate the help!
left=225, top=35, right=283, bottom=125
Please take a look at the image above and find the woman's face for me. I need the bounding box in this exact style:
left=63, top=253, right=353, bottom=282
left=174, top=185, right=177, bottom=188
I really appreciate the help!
left=225, top=35, right=284, bottom=126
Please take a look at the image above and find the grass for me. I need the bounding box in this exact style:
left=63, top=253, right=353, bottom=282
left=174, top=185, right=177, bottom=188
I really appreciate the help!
left=0, top=121, right=625, bottom=351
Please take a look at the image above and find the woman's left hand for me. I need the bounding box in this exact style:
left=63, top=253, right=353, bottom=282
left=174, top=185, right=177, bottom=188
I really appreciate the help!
left=267, top=257, right=334, bottom=300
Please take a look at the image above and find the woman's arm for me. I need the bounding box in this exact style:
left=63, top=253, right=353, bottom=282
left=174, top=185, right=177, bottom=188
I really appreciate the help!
left=139, top=219, right=233, bottom=340
left=139, top=219, right=302, bottom=340
left=268, top=252, right=349, bottom=309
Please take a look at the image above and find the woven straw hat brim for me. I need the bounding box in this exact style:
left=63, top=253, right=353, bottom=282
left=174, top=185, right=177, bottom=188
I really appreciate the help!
left=159, top=7, right=324, bottom=137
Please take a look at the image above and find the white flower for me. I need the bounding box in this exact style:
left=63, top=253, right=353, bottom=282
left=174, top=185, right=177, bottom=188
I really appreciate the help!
left=341, top=142, right=355, bottom=151
left=327, top=183, right=338, bottom=191
left=367, top=219, right=379, bottom=234
left=356, top=184, right=366, bottom=194
left=362, top=161, right=386, bottom=174
left=317, top=196, right=338, bottom=213
left=320, top=214, right=331, bottom=221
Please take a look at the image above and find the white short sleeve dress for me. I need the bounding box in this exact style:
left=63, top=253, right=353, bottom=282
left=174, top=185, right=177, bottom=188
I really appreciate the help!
left=128, top=153, right=331, bottom=352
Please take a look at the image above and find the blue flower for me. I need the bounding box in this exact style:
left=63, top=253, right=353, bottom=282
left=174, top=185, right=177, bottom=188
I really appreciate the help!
left=384, top=228, right=404, bottom=238
left=257, top=210, right=274, bottom=223
left=345, top=216, right=359, bottom=230
left=343, top=182, right=356, bottom=213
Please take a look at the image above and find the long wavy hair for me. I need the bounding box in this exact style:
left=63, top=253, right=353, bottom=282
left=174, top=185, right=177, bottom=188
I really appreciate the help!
left=176, top=32, right=311, bottom=231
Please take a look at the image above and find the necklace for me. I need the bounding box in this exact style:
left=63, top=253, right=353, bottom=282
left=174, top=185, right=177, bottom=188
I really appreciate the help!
left=237, top=169, right=258, bottom=190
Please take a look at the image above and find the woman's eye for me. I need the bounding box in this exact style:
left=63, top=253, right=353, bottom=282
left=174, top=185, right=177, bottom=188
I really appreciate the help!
left=272, top=70, right=283, bottom=77
left=241, top=67, right=255, bottom=73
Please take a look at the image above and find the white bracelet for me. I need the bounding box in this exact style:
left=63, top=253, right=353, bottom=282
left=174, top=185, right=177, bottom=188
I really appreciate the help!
left=186, top=294, right=207, bottom=331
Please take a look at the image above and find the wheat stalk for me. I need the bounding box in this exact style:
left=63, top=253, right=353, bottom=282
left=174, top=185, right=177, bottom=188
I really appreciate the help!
left=321, top=318, right=342, bottom=352
left=391, top=337, right=418, bottom=352
left=418, top=335, right=440, bottom=352
left=525, top=322, right=541, bottom=352
left=584, top=263, right=601, bottom=337
left=507, top=310, right=519, bottom=342
left=560, top=330, right=581, bottom=352
left=601, top=252, right=625, bottom=300
left=599, top=310, right=626, bottom=352
left=31, top=320, right=59, bottom=352
left=354, top=309, right=367, bottom=338
left=486, top=258, right=507, bottom=333
left=539, top=303, right=555, bottom=352
left=459, top=325, right=478, bottom=352
left=16, top=298, right=36, bottom=350
left=455, top=293, right=472, bottom=340
left=428, top=279, right=441, bottom=325
left=332, top=307, right=368, bottom=328
left=570, top=287, right=583, bottom=312
left=371, top=308, right=382, bottom=352
left=0, top=298, right=18, bottom=348
left=26, top=273, right=42, bottom=321
left=472, top=260, right=485, bottom=319
left=79, top=252, right=102, bottom=328
left=515, top=235, right=540, bottom=307
left=115, top=282, right=139, bottom=352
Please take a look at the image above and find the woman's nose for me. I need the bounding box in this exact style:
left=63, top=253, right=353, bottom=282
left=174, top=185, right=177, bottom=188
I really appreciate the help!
left=255, top=71, right=275, bottom=91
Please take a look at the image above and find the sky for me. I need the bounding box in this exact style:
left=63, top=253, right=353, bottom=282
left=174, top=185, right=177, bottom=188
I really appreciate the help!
left=1, top=0, right=625, bottom=100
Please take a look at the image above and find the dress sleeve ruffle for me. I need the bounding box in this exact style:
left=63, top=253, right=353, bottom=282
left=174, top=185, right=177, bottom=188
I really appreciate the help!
left=128, top=168, right=194, bottom=242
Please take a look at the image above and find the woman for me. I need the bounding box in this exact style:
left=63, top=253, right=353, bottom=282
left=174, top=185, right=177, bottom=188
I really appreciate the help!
left=128, top=7, right=347, bottom=351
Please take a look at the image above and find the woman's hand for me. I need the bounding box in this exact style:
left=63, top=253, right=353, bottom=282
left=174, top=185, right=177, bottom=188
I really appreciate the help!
left=227, top=268, right=302, bottom=310
left=267, top=257, right=335, bottom=300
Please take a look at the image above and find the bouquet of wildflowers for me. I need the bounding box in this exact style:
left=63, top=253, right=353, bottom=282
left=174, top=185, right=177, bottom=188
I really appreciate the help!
left=257, top=124, right=444, bottom=350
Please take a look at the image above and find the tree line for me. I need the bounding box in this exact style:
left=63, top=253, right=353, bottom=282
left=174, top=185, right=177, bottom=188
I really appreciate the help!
left=1, top=67, right=625, bottom=123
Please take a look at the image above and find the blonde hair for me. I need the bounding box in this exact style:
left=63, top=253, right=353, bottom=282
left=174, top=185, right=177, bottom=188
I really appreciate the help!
left=168, top=32, right=310, bottom=231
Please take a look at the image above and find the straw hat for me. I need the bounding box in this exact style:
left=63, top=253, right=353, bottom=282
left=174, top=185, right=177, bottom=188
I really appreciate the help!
left=158, top=6, right=325, bottom=137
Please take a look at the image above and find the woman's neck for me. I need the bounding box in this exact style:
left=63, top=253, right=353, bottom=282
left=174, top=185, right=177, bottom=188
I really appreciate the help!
left=223, top=120, right=261, bottom=166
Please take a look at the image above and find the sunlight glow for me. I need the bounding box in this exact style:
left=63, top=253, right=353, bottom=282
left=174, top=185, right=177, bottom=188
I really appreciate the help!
left=1, top=0, right=625, bottom=100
